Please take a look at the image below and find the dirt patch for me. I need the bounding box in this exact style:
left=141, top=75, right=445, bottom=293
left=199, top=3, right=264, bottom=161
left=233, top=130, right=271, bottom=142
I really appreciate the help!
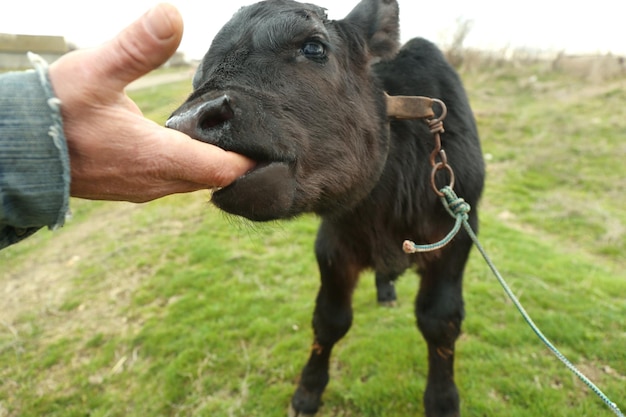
left=1, top=202, right=145, bottom=336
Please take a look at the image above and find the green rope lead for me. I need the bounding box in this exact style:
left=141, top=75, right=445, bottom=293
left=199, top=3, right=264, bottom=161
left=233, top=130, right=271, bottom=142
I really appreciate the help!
left=402, top=187, right=471, bottom=254
left=402, top=215, right=463, bottom=253
left=404, top=186, right=624, bottom=417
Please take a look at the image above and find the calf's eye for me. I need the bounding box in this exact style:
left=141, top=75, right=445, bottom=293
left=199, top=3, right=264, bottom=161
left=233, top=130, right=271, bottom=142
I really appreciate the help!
left=301, top=41, right=326, bottom=59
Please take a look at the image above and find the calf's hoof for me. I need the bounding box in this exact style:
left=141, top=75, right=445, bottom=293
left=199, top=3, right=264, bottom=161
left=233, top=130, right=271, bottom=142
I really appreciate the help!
left=290, top=385, right=322, bottom=417
left=288, top=403, right=317, bottom=417
left=378, top=299, right=397, bottom=307
left=424, top=383, right=460, bottom=417
left=376, top=281, right=397, bottom=306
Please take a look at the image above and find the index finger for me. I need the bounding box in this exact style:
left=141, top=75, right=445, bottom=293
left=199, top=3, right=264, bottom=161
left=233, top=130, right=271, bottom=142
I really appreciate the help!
left=161, top=128, right=256, bottom=188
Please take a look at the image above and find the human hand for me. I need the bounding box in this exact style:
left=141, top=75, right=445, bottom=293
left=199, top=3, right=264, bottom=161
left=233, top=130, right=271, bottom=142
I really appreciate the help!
left=48, top=3, right=255, bottom=202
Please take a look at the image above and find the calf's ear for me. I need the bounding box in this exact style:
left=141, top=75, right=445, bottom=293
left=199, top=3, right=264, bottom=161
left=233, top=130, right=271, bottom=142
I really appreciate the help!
left=344, top=0, right=400, bottom=60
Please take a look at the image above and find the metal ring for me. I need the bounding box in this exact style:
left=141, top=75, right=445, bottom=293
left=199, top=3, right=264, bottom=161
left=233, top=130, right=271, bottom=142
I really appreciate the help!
left=430, top=162, right=455, bottom=196
left=431, top=98, right=448, bottom=122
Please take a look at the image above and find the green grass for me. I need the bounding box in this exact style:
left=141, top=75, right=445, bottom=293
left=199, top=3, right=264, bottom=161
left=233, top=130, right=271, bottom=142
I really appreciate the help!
left=1, top=65, right=624, bottom=417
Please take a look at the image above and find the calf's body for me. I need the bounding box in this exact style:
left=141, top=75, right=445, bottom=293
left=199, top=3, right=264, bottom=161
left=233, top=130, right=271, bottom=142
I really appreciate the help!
left=167, top=1, right=485, bottom=416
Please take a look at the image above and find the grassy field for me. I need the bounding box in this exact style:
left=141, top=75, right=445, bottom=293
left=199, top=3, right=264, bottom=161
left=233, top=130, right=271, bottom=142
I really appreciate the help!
left=1, top=63, right=625, bottom=417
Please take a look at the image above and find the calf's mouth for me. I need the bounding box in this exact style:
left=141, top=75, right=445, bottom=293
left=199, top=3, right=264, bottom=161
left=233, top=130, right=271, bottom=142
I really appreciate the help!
left=166, top=93, right=302, bottom=221
left=212, top=161, right=297, bottom=221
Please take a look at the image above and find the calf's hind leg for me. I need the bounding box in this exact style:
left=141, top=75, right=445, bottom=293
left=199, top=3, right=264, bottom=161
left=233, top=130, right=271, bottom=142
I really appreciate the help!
left=290, top=228, right=361, bottom=416
left=416, top=233, right=474, bottom=417
left=375, top=271, right=398, bottom=306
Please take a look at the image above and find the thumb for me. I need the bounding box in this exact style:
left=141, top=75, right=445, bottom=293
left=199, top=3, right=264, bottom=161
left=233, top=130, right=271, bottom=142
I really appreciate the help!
left=98, top=3, right=184, bottom=90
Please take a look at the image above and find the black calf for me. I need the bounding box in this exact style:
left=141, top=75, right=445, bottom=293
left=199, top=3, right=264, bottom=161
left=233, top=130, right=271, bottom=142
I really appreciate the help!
left=167, top=1, right=485, bottom=415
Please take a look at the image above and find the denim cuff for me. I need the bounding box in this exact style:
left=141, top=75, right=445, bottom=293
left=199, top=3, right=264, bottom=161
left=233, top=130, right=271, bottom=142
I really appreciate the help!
left=0, top=54, right=70, bottom=249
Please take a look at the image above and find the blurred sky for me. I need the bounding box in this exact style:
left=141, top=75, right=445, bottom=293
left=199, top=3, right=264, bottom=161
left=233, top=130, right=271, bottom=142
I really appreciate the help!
left=2, top=0, right=624, bottom=60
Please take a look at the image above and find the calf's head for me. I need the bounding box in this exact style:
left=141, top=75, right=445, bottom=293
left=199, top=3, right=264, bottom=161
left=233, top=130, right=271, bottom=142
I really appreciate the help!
left=167, top=0, right=400, bottom=221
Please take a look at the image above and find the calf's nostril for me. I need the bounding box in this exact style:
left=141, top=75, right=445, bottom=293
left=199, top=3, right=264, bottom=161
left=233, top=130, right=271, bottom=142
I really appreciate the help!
left=165, top=94, right=235, bottom=144
left=199, top=94, right=234, bottom=130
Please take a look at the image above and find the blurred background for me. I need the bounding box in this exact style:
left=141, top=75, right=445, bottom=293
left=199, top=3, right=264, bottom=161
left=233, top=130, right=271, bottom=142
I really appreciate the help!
left=2, top=0, right=624, bottom=79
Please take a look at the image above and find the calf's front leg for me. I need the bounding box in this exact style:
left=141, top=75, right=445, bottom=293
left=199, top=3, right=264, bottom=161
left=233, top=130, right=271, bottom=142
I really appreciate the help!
left=290, top=228, right=361, bottom=416
left=416, top=234, right=473, bottom=417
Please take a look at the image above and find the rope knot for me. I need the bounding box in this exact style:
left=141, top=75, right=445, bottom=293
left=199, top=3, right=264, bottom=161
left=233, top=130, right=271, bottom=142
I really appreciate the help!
left=440, top=186, right=470, bottom=220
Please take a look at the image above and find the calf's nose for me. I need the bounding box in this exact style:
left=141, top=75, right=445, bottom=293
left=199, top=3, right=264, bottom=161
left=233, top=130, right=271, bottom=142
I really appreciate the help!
left=166, top=94, right=234, bottom=140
